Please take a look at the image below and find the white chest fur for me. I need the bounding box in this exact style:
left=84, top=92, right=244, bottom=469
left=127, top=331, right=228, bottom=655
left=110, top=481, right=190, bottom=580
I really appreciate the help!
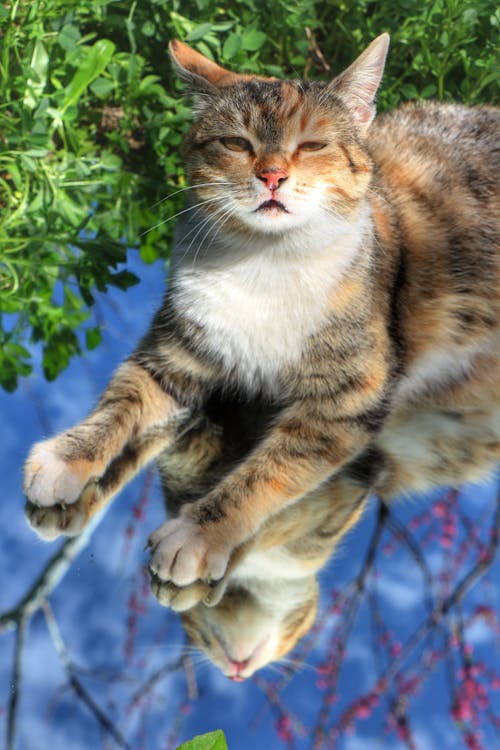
left=171, top=212, right=368, bottom=394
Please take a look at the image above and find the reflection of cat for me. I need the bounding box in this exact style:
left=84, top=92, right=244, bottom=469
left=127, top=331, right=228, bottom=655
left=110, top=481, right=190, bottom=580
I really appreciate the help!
left=24, top=34, right=499, bottom=680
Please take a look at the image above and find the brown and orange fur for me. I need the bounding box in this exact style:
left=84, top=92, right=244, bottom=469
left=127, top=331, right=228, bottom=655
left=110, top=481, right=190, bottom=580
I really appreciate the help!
left=24, top=35, right=499, bottom=679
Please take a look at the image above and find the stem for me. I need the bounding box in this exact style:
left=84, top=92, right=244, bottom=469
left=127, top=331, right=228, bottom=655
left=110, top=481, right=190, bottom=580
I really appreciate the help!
left=0, top=0, right=21, bottom=100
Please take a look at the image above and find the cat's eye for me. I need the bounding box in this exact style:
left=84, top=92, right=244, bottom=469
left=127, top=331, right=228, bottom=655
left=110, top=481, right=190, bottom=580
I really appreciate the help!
left=220, top=137, right=253, bottom=153
left=299, top=141, right=327, bottom=151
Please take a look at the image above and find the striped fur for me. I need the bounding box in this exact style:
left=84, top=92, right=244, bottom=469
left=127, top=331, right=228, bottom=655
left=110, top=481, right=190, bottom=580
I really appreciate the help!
left=24, top=35, right=499, bottom=678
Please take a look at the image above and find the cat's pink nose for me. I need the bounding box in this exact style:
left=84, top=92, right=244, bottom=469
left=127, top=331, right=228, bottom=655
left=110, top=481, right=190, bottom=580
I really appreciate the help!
left=227, top=657, right=251, bottom=681
left=256, top=167, right=288, bottom=192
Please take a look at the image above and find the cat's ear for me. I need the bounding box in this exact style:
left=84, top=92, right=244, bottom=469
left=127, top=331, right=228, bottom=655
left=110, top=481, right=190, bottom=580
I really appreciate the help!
left=169, top=39, right=244, bottom=95
left=328, top=33, right=390, bottom=132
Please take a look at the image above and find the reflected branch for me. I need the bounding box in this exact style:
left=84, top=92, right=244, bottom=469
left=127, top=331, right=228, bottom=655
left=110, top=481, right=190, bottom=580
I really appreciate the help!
left=6, top=615, right=26, bottom=750
left=1, top=508, right=105, bottom=750
left=0, top=513, right=102, bottom=635
left=384, top=488, right=499, bottom=685
left=43, top=602, right=133, bottom=750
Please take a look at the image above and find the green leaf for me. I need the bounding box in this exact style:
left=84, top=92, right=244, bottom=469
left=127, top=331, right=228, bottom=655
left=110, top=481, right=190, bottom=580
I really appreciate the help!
left=53, top=192, right=88, bottom=227
left=24, top=39, right=49, bottom=108
left=58, top=24, right=82, bottom=52
left=141, top=20, right=156, bottom=37
left=400, top=83, right=419, bottom=100
left=176, top=730, right=228, bottom=750
left=222, top=33, right=242, bottom=59
left=139, top=74, right=163, bottom=93
left=140, top=242, right=159, bottom=264
left=62, top=39, right=115, bottom=112
left=100, top=153, right=123, bottom=170
left=186, top=23, right=213, bottom=42
left=421, top=83, right=437, bottom=98
left=85, top=327, right=102, bottom=350
left=241, top=29, right=266, bottom=51
left=110, top=269, right=139, bottom=290
left=90, top=77, right=115, bottom=97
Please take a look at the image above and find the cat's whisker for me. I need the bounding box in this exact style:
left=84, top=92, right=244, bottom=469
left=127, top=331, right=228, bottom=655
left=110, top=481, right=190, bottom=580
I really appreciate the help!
left=152, top=181, right=236, bottom=209
left=133, top=644, right=194, bottom=658
left=174, top=203, right=233, bottom=267
left=191, top=204, right=238, bottom=267
left=276, top=656, right=317, bottom=674
left=183, top=202, right=232, bottom=256
left=175, top=205, right=230, bottom=263
left=140, top=196, right=229, bottom=237
left=181, top=199, right=229, bottom=244
left=179, top=203, right=238, bottom=270
left=185, top=654, right=217, bottom=675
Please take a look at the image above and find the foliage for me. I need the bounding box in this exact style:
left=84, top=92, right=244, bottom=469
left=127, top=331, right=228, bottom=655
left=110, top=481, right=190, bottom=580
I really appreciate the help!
left=0, top=0, right=498, bottom=389
left=177, top=730, right=228, bottom=750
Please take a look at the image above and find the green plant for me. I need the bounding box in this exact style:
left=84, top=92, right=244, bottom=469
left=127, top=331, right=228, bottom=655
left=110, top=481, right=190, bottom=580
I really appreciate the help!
left=177, top=729, right=228, bottom=750
left=0, top=0, right=497, bottom=390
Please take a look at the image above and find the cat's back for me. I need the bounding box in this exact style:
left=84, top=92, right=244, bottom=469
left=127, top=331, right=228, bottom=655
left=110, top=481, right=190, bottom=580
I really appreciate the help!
left=369, top=100, right=499, bottom=178
left=368, top=100, right=499, bottom=229
left=367, top=100, right=499, bottom=397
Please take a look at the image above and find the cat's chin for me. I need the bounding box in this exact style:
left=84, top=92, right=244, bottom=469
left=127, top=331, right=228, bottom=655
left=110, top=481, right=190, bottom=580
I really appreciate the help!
left=256, top=199, right=289, bottom=214
left=239, top=206, right=315, bottom=235
left=219, top=632, right=275, bottom=681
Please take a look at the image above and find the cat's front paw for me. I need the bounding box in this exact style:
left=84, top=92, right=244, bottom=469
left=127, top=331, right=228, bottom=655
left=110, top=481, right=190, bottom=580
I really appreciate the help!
left=24, top=479, right=102, bottom=541
left=149, top=570, right=229, bottom=612
left=148, top=517, right=231, bottom=588
left=24, top=439, right=94, bottom=508
left=25, top=498, right=88, bottom=541
left=150, top=575, right=209, bottom=612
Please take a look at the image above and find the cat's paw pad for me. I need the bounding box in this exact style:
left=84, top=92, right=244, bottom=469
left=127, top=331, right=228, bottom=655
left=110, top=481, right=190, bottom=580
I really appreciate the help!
left=149, top=575, right=211, bottom=612
left=24, top=441, right=89, bottom=507
left=24, top=499, right=87, bottom=541
left=148, top=518, right=230, bottom=588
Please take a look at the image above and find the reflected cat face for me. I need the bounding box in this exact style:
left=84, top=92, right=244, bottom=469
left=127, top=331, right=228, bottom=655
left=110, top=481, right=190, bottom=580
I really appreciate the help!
left=180, top=578, right=318, bottom=680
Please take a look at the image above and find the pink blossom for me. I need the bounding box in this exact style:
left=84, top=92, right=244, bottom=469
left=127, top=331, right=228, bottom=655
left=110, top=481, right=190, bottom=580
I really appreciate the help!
left=452, top=697, right=473, bottom=721
left=433, top=501, right=448, bottom=518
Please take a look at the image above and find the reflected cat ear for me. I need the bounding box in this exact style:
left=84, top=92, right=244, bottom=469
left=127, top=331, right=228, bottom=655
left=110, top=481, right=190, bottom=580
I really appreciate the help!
left=328, top=33, right=390, bottom=132
left=169, top=39, right=245, bottom=95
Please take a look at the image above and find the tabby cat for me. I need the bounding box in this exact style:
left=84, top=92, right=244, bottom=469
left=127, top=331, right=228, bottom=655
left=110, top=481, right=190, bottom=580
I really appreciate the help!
left=24, top=34, right=500, bottom=680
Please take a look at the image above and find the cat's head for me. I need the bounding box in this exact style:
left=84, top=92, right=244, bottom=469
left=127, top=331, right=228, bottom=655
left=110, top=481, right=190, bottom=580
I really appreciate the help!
left=169, top=35, right=389, bottom=236
left=180, top=576, right=318, bottom=680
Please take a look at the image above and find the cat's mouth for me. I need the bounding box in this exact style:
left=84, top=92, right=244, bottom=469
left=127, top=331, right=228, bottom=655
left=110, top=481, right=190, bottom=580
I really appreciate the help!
left=256, top=199, right=289, bottom=213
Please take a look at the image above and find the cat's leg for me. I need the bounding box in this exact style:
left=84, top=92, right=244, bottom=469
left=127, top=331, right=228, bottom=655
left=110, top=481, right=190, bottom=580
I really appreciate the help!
left=151, top=465, right=377, bottom=613
left=26, top=416, right=193, bottom=540
left=147, top=363, right=500, bottom=588
left=147, top=402, right=500, bottom=585
left=150, top=417, right=258, bottom=611
left=24, top=360, right=190, bottom=539
left=147, top=392, right=388, bottom=587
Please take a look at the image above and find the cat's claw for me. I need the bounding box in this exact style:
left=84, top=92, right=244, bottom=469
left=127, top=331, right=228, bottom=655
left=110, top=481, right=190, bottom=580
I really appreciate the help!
left=148, top=517, right=230, bottom=587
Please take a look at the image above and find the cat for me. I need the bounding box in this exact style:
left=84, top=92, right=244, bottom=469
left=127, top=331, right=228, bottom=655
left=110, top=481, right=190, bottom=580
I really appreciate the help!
left=24, top=33, right=500, bottom=680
